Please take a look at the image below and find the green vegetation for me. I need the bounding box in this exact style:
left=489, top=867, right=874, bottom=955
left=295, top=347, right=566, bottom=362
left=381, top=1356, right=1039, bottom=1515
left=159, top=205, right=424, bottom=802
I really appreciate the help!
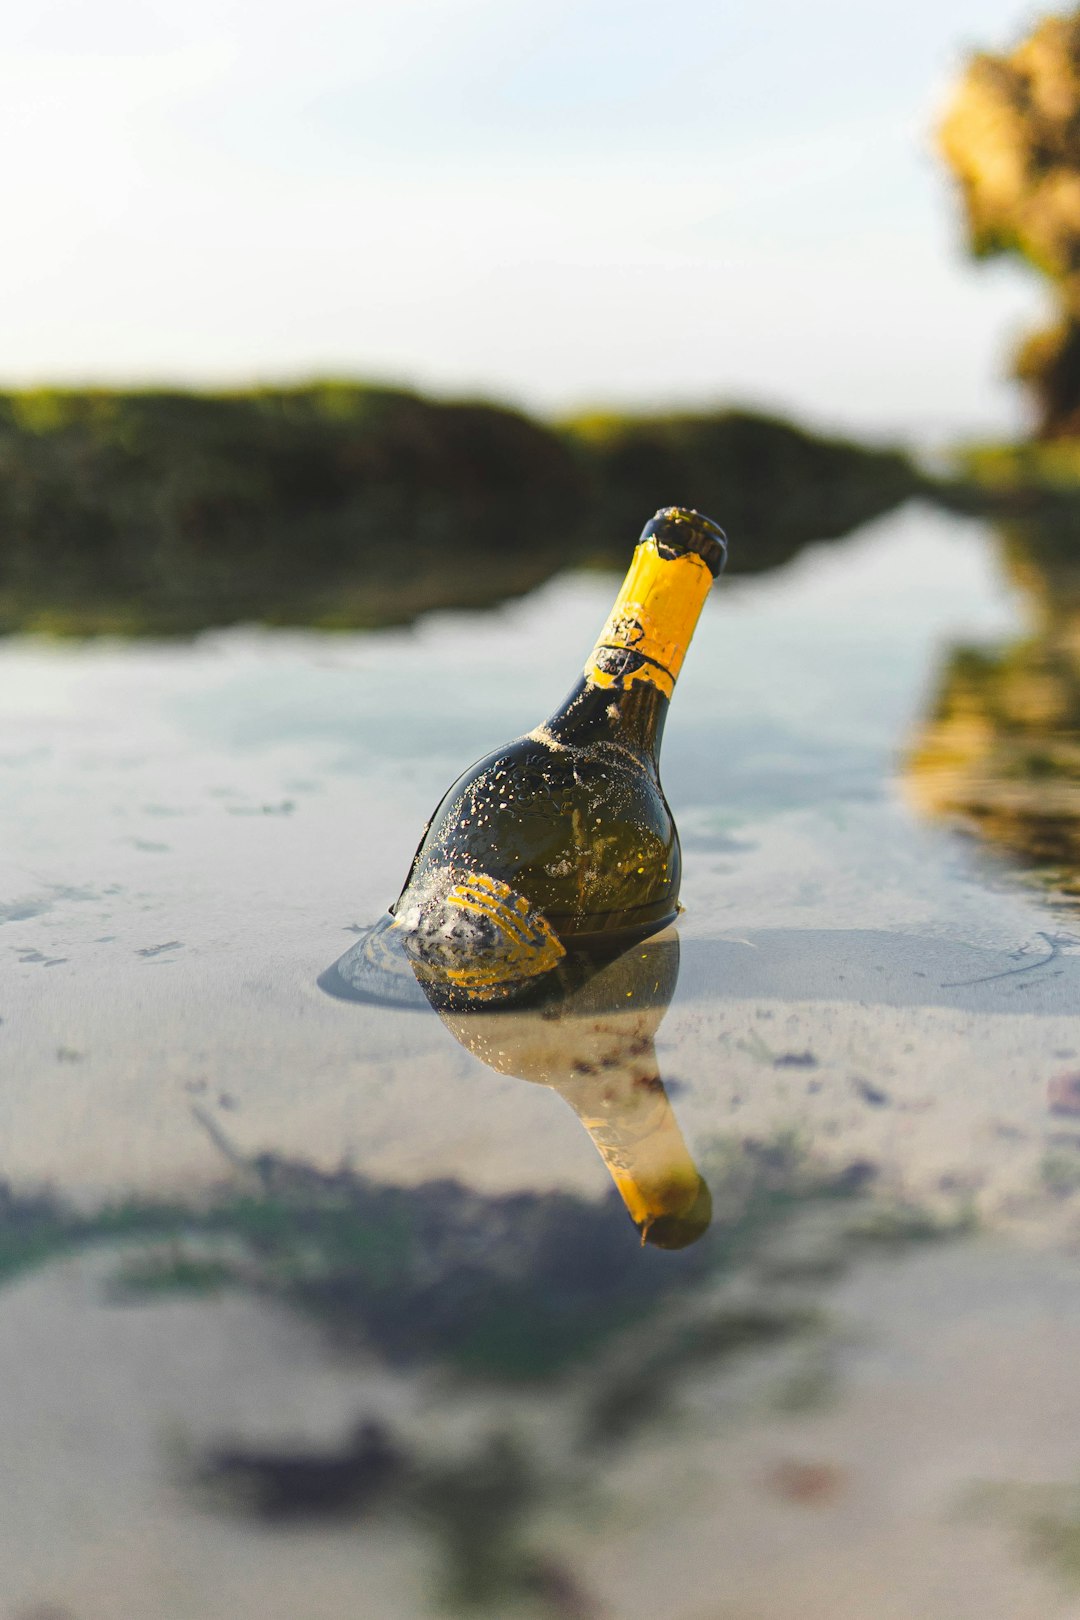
left=904, top=497, right=1080, bottom=899
left=964, top=1479, right=1080, bottom=1593
left=0, top=383, right=587, bottom=634
left=0, top=1136, right=973, bottom=1615
left=411, top=1433, right=550, bottom=1609
left=0, top=1130, right=957, bottom=1386
left=110, top=1249, right=237, bottom=1299
left=958, top=441, right=1080, bottom=495
left=939, top=10, right=1080, bottom=436
left=562, top=407, right=920, bottom=573
left=1041, top=1149, right=1080, bottom=1199
left=942, top=442, right=1080, bottom=535
left=0, top=384, right=925, bottom=635
left=578, top=1301, right=821, bottom=1448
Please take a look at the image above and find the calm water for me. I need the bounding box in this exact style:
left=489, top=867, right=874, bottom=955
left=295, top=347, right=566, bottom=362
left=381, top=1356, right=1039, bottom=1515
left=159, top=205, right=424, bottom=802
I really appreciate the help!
left=5, top=501, right=1080, bottom=1618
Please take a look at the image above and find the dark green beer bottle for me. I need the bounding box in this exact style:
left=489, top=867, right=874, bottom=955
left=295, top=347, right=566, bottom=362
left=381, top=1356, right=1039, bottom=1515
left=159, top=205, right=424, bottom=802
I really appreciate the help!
left=387, top=506, right=726, bottom=1003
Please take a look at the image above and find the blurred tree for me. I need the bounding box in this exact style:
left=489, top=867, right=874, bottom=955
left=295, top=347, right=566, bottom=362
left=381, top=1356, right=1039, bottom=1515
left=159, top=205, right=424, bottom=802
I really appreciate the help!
left=940, top=10, right=1080, bottom=436
left=906, top=513, right=1080, bottom=893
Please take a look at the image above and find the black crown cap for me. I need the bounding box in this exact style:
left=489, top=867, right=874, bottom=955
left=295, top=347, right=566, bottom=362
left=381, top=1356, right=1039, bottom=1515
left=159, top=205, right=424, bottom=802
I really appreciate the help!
left=640, top=507, right=728, bottom=578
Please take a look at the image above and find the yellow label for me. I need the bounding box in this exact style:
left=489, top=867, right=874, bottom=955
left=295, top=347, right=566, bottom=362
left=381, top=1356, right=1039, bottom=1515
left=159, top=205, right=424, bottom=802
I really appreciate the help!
left=584, top=538, right=713, bottom=695
left=399, top=868, right=565, bottom=1001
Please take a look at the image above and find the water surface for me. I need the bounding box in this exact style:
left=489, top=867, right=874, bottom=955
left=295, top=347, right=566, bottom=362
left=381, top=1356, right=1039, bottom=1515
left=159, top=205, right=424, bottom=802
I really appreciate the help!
left=4, top=502, right=1080, bottom=1619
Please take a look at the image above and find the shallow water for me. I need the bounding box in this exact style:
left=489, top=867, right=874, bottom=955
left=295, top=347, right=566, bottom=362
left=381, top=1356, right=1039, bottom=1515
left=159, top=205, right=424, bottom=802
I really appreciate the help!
left=5, top=501, right=1080, bottom=1618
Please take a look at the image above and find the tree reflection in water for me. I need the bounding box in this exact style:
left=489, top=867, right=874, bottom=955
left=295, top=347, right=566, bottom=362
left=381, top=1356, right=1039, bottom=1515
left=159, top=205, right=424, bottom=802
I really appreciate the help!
left=908, top=515, right=1080, bottom=901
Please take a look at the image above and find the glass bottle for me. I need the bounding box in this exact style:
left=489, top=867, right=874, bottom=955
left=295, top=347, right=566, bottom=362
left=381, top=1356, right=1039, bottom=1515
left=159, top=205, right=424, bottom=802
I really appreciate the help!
left=387, top=506, right=726, bottom=1004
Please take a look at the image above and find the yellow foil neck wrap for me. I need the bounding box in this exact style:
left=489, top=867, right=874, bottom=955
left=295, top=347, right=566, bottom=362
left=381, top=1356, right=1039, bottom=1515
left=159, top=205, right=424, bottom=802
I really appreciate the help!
left=584, top=538, right=714, bottom=697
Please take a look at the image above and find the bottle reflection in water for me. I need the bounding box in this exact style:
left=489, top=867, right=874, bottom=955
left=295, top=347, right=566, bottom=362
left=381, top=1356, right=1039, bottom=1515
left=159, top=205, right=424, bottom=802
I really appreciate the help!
left=429, top=930, right=710, bottom=1250
left=323, top=924, right=711, bottom=1251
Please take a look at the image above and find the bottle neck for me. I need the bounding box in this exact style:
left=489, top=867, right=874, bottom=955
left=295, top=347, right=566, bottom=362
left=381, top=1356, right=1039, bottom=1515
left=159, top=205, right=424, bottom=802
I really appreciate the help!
left=554, top=1060, right=711, bottom=1248
left=544, top=673, right=669, bottom=766
left=543, top=538, right=713, bottom=765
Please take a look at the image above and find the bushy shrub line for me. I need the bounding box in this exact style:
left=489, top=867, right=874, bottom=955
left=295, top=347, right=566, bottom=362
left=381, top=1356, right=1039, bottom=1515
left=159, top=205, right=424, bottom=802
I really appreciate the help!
left=0, top=383, right=924, bottom=632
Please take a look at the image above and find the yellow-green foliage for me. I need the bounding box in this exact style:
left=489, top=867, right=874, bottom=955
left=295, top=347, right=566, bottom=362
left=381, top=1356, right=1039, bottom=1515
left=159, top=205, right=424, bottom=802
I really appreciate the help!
left=940, top=14, right=1080, bottom=289
left=960, top=439, right=1080, bottom=491
left=939, top=12, right=1080, bottom=435
left=945, top=442, right=1080, bottom=550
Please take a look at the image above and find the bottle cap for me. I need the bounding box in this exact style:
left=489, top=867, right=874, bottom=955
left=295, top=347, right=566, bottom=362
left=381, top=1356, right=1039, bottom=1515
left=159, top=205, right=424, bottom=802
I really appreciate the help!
left=640, top=508, right=728, bottom=577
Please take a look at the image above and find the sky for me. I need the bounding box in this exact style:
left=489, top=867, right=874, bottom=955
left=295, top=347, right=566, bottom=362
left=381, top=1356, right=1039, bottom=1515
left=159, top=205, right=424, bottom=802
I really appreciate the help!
left=0, top=0, right=1060, bottom=442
